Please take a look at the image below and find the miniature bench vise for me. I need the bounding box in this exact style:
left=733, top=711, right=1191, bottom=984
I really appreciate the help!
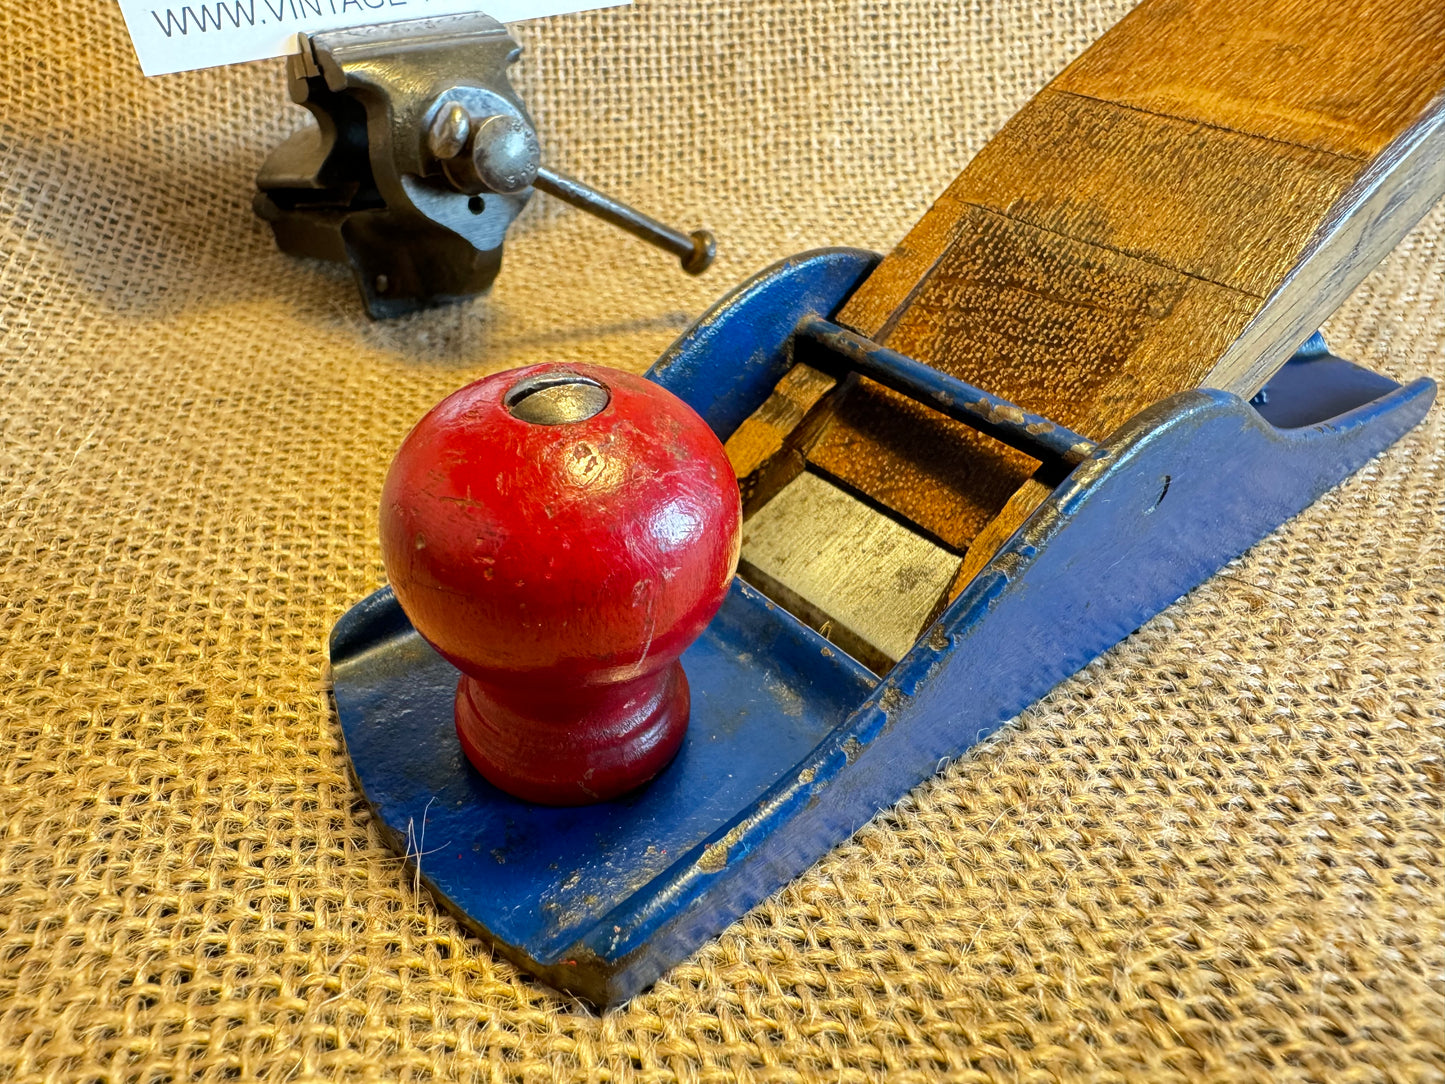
left=327, top=0, right=1445, bottom=1006
left=255, top=14, right=715, bottom=317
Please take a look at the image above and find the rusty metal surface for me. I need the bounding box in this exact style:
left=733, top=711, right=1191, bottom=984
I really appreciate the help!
left=810, top=204, right=1258, bottom=550
left=255, top=14, right=717, bottom=316
left=334, top=303, right=1435, bottom=1003
left=798, top=316, right=1098, bottom=466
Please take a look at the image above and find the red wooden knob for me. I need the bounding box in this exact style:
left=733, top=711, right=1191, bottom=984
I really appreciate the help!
left=379, top=363, right=741, bottom=805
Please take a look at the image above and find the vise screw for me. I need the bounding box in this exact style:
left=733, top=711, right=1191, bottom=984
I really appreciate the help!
left=255, top=14, right=716, bottom=318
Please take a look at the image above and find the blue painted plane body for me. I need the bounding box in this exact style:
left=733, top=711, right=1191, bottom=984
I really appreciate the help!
left=330, top=249, right=1434, bottom=1006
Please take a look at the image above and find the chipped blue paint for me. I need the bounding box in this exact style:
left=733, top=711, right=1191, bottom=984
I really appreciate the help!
left=331, top=248, right=1435, bottom=1006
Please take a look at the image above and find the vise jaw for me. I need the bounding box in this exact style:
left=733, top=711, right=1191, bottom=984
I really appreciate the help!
left=255, top=15, right=532, bottom=318
left=255, top=14, right=715, bottom=318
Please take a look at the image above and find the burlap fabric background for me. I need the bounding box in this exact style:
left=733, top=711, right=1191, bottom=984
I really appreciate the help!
left=2, top=0, right=1443, bottom=1079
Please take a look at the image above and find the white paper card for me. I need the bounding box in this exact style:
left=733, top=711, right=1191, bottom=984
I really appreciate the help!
left=117, top=0, right=627, bottom=76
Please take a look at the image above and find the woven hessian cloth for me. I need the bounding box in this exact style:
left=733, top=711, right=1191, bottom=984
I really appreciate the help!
left=3, top=0, right=1443, bottom=1079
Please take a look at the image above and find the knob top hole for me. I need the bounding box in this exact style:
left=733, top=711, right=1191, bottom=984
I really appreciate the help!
left=505, top=373, right=610, bottom=425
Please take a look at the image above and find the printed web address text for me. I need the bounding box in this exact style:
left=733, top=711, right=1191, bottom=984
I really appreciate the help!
left=116, top=0, right=623, bottom=76
left=150, top=0, right=409, bottom=38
